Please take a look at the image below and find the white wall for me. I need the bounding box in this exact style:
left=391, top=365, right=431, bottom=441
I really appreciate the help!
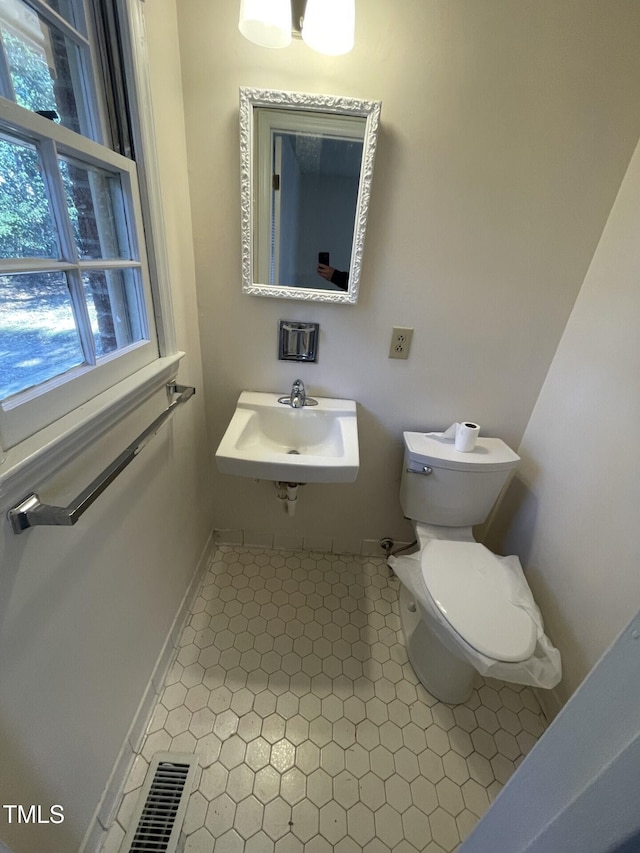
left=0, top=3, right=212, bottom=851
left=488, top=134, right=640, bottom=710
left=177, top=0, right=640, bottom=551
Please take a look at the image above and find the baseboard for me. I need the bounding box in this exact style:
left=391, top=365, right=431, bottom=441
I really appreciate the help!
left=80, top=528, right=215, bottom=853
left=215, top=528, right=412, bottom=557
left=535, top=684, right=564, bottom=724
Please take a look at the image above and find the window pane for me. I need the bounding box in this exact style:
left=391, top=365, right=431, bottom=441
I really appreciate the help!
left=61, top=158, right=132, bottom=260
left=1, top=0, right=92, bottom=137
left=46, top=0, right=84, bottom=33
left=0, top=271, right=84, bottom=399
left=83, top=269, right=145, bottom=357
left=0, top=136, right=59, bottom=258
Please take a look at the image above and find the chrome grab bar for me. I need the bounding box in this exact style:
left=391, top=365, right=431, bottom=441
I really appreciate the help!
left=7, top=383, right=195, bottom=535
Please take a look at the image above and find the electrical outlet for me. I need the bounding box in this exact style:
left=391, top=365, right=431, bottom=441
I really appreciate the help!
left=389, top=326, right=414, bottom=359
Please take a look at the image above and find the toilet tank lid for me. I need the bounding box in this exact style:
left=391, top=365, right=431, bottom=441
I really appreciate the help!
left=403, top=431, right=520, bottom=472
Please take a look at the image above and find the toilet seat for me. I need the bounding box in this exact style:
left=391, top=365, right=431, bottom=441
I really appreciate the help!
left=420, top=540, right=537, bottom=662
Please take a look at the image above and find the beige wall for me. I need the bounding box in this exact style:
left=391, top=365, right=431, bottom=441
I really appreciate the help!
left=0, top=3, right=211, bottom=851
left=488, top=135, right=640, bottom=710
left=178, top=0, right=640, bottom=550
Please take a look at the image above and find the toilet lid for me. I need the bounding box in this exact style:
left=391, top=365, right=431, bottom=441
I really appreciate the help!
left=420, top=540, right=537, bottom=662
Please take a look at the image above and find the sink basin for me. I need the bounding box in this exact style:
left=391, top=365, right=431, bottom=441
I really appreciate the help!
left=215, top=391, right=359, bottom=483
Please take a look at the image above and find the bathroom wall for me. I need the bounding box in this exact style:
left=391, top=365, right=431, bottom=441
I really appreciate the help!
left=177, top=0, right=640, bottom=552
left=0, top=3, right=212, bottom=851
left=487, top=134, right=640, bottom=712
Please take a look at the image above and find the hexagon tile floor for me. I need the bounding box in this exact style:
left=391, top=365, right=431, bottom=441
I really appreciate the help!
left=102, top=545, right=547, bottom=853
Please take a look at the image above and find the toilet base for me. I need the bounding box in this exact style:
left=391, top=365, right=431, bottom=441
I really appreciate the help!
left=399, top=585, right=475, bottom=705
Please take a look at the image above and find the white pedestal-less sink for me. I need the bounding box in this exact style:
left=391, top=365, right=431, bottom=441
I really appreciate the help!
left=215, top=391, right=359, bottom=483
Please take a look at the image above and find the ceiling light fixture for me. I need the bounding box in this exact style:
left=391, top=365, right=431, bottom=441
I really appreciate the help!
left=238, top=0, right=355, bottom=56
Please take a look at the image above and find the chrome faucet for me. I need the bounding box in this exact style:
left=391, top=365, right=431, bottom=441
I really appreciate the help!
left=290, top=378, right=306, bottom=408
left=277, top=379, right=318, bottom=408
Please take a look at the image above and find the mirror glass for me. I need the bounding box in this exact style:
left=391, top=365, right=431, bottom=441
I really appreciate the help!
left=240, top=88, right=381, bottom=303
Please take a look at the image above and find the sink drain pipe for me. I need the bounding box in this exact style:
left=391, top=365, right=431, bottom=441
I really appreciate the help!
left=275, top=481, right=300, bottom=516
left=286, top=483, right=298, bottom=516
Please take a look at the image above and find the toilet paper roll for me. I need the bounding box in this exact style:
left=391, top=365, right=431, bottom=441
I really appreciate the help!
left=455, top=421, right=480, bottom=452
left=439, top=423, right=458, bottom=440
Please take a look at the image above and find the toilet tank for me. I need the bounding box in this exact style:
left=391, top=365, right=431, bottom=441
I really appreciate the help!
left=399, top=431, right=520, bottom=527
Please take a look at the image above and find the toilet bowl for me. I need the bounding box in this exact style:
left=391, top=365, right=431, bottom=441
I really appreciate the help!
left=391, top=432, right=561, bottom=703
left=421, top=538, right=537, bottom=660
left=396, top=528, right=538, bottom=702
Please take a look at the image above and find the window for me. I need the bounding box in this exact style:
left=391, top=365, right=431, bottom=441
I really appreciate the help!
left=0, top=0, right=159, bottom=449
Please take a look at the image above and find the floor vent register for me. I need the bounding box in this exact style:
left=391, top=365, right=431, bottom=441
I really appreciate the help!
left=119, top=753, right=198, bottom=853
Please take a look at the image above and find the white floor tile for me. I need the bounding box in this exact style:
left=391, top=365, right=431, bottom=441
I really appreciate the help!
left=106, top=546, right=548, bottom=852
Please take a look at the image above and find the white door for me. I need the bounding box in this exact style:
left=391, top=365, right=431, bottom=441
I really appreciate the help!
left=460, top=611, right=640, bottom=852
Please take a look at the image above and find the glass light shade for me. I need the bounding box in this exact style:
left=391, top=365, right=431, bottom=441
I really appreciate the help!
left=238, top=0, right=292, bottom=49
left=301, top=0, right=355, bottom=56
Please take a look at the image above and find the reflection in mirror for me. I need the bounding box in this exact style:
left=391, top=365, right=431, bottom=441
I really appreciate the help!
left=240, top=88, right=381, bottom=304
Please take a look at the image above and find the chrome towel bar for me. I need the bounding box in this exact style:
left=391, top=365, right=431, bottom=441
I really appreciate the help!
left=7, top=383, right=195, bottom=535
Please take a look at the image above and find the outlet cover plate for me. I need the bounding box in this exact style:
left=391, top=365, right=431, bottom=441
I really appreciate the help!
left=389, top=326, right=414, bottom=359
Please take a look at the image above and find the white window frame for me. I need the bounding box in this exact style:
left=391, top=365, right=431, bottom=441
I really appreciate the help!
left=0, top=98, right=160, bottom=447
left=0, top=0, right=179, bottom=489
left=116, top=0, right=177, bottom=358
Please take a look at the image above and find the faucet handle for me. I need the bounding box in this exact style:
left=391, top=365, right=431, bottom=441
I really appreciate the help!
left=290, top=378, right=306, bottom=408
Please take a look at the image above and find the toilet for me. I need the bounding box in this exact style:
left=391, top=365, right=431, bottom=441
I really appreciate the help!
left=391, top=430, right=553, bottom=704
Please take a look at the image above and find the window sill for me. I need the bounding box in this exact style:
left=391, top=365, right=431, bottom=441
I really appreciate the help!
left=0, top=353, right=185, bottom=512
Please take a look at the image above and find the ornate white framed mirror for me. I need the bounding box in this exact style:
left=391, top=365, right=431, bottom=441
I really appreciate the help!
left=239, top=88, right=381, bottom=304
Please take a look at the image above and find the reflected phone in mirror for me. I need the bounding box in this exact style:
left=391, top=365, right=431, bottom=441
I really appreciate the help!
left=318, top=252, right=330, bottom=266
